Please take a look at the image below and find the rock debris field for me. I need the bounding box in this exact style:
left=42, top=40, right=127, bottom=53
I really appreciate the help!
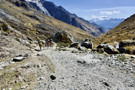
left=35, top=48, right=135, bottom=90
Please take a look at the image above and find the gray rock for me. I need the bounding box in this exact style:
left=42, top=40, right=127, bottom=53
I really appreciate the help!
left=50, top=75, right=56, bottom=80
left=97, top=44, right=119, bottom=54
left=70, top=42, right=81, bottom=49
left=53, top=31, right=73, bottom=44
left=97, top=44, right=108, bottom=48
left=19, top=39, right=30, bottom=46
left=12, top=54, right=30, bottom=62
left=104, top=45, right=119, bottom=54
left=131, top=56, right=135, bottom=58
left=81, top=41, right=93, bottom=49
left=13, top=56, right=24, bottom=61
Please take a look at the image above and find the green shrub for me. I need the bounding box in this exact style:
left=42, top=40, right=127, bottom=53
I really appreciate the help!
left=117, top=54, right=127, bottom=62
left=56, top=42, right=70, bottom=47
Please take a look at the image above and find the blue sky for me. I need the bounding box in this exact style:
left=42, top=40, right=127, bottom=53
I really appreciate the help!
left=47, top=0, right=135, bottom=20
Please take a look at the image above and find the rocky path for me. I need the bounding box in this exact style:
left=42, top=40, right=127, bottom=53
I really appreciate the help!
left=36, top=48, right=135, bottom=90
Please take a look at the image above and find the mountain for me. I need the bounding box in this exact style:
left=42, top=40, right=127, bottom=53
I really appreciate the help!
left=26, top=0, right=104, bottom=36
left=90, top=18, right=125, bottom=32
left=94, top=14, right=135, bottom=45
left=0, top=0, right=93, bottom=42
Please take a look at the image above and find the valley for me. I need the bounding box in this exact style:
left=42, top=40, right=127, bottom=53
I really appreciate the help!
left=0, top=0, right=135, bottom=90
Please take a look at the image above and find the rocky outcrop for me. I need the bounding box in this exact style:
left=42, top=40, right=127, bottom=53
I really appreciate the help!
left=53, top=31, right=73, bottom=44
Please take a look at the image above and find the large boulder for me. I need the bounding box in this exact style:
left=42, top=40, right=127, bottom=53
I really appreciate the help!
left=81, top=42, right=93, bottom=49
left=97, top=44, right=119, bottom=54
left=70, top=43, right=80, bottom=49
left=53, top=31, right=73, bottom=44
left=119, top=40, right=135, bottom=47
left=97, top=44, right=108, bottom=48
left=104, top=45, right=119, bottom=54
left=70, top=43, right=86, bottom=51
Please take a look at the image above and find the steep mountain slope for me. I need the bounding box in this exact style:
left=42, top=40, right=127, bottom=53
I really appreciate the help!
left=94, top=14, right=135, bottom=45
left=0, top=0, right=93, bottom=42
left=26, top=0, right=104, bottom=36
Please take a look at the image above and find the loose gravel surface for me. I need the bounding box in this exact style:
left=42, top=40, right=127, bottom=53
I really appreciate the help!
left=36, top=48, right=135, bottom=90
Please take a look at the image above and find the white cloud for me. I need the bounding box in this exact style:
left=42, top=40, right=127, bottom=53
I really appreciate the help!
left=70, top=6, right=135, bottom=20
left=100, top=10, right=120, bottom=15
left=91, top=15, right=109, bottom=21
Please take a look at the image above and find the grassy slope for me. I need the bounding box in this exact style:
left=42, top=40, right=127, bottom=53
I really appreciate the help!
left=94, top=14, right=135, bottom=46
left=0, top=0, right=93, bottom=41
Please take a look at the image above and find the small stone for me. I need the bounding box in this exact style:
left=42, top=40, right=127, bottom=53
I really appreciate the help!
left=50, top=75, right=56, bottom=80
left=103, top=82, right=110, bottom=87
left=13, top=56, right=24, bottom=62
left=131, top=56, right=135, bottom=58
left=37, top=54, right=40, bottom=56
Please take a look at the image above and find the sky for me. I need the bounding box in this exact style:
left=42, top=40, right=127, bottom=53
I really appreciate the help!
left=47, top=0, right=135, bottom=20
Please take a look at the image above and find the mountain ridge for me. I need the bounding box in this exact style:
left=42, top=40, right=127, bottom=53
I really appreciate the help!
left=26, top=0, right=104, bottom=36
left=90, top=18, right=125, bottom=31
left=0, top=0, right=93, bottom=42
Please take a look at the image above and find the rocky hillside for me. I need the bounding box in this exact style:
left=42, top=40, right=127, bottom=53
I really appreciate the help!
left=0, top=0, right=93, bottom=42
left=26, top=0, right=104, bottom=36
left=94, top=14, right=135, bottom=45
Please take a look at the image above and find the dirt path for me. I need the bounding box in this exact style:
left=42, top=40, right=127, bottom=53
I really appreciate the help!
left=36, top=48, right=135, bottom=90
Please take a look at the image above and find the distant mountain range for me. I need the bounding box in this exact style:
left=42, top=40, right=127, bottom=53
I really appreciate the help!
left=90, top=18, right=125, bottom=32
left=26, top=0, right=105, bottom=36
left=94, top=14, right=135, bottom=44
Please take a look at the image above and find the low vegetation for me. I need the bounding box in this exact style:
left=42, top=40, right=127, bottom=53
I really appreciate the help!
left=56, top=42, right=70, bottom=48
left=125, top=46, right=135, bottom=54
left=117, top=54, right=127, bottom=62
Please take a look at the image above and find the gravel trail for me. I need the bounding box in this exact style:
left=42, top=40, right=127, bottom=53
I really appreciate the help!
left=36, top=48, right=135, bottom=90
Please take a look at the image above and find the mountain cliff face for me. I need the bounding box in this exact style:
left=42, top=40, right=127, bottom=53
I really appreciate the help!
left=26, top=0, right=104, bottom=36
left=94, top=14, right=135, bottom=45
